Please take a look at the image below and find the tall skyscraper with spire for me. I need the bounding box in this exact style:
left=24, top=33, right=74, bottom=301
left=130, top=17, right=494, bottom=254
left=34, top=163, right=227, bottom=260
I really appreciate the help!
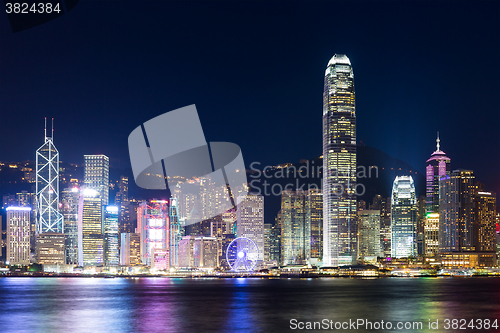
left=425, top=132, right=451, bottom=213
left=322, top=54, right=357, bottom=266
left=36, top=118, right=64, bottom=234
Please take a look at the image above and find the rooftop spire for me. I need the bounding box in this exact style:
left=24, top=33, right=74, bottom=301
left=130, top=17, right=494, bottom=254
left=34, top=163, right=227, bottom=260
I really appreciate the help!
left=44, top=117, right=47, bottom=138
left=436, top=131, right=440, bottom=152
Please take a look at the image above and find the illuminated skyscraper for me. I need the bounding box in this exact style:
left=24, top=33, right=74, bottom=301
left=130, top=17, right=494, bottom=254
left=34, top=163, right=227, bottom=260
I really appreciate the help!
left=306, top=189, right=323, bottom=264
left=263, top=223, right=271, bottom=261
left=322, top=54, right=357, bottom=266
left=370, top=195, right=391, bottom=258
left=426, top=133, right=451, bottom=213
left=169, top=198, right=181, bottom=267
left=439, top=170, right=476, bottom=252
left=78, top=188, right=103, bottom=266
left=439, top=176, right=497, bottom=267
left=61, top=186, right=79, bottom=264
left=424, top=213, right=440, bottom=257
left=6, top=207, right=31, bottom=265
left=281, top=190, right=308, bottom=265
left=137, top=200, right=169, bottom=266
left=120, top=233, right=141, bottom=266
left=84, top=155, right=109, bottom=206
left=391, top=176, right=417, bottom=258
left=475, top=191, right=496, bottom=252
left=357, top=210, right=381, bottom=260
left=115, top=176, right=132, bottom=234
left=237, top=193, right=264, bottom=262
left=103, top=206, right=119, bottom=266
left=36, top=118, right=64, bottom=233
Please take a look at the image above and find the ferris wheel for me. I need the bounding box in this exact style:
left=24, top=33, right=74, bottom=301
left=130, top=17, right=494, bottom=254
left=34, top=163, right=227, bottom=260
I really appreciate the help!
left=226, top=237, right=259, bottom=271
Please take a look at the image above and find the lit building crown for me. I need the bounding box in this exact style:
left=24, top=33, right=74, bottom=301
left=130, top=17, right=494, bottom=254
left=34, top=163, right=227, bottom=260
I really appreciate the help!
left=327, top=54, right=351, bottom=66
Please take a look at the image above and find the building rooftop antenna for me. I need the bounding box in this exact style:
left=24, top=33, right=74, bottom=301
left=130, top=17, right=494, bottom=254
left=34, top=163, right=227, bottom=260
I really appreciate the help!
left=436, top=131, right=440, bottom=152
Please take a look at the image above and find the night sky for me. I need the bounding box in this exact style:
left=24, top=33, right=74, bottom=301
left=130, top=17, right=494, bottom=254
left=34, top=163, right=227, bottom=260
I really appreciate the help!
left=1, top=1, right=499, bottom=192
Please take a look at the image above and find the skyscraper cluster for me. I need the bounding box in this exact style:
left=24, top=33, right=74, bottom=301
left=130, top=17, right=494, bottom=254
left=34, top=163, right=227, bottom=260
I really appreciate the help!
left=2, top=55, right=498, bottom=272
left=3, top=121, right=184, bottom=272
left=257, top=54, right=497, bottom=269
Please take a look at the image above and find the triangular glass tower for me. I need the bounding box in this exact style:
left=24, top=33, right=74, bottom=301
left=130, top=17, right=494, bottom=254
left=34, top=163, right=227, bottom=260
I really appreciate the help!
left=36, top=118, right=64, bottom=233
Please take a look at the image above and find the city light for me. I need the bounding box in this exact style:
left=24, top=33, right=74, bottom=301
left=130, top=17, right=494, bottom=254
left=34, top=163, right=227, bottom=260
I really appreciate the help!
left=6, top=206, right=31, bottom=211
left=106, top=206, right=119, bottom=213
left=82, top=188, right=98, bottom=196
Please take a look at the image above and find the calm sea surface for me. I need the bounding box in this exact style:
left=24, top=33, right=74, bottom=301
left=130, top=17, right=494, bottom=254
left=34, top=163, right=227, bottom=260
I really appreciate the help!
left=0, top=277, right=499, bottom=333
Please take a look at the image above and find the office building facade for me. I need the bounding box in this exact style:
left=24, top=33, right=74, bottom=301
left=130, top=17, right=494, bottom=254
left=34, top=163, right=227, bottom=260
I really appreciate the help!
left=137, top=200, right=169, bottom=266
left=36, top=232, right=65, bottom=265
left=6, top=207, right=31, bottom=265
left=439, top=170, right=476, bottom=252
left=36, top=119, right=64, bottom=233
left=391, top=176, right=417, bottom=258
left=103, top=206, right=119, bottom=266
left=120, top=233, right=141, bottom=266
left=425, top=134, right=451, bottom=213
left=424, top=213, right=440, bottom=257
left=237, top=194, right=264, bottom=262
left=84, top=155, right=110, bottom=206
left=322, top=54, right=357, bottom=266
left=61, top=187, right=79, bottom=264
left=357, top=210, right=381, bottom=260
left=78, top=188, right=103, bottom=266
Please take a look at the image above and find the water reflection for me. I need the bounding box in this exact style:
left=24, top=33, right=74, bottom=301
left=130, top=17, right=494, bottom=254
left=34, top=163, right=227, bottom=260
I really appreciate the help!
left=0, top=277, right=499, bottom=333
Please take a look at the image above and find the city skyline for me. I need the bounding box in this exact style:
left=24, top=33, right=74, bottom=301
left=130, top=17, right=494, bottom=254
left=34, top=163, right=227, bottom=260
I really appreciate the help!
left=0, top=2, right=498, bottom=270
left=0, top=2, right=499, bottom=332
